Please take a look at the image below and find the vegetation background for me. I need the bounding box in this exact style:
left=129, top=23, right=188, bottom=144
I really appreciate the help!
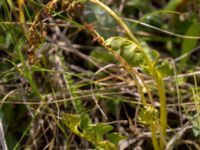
left=0, top=0, right=200, bottom=149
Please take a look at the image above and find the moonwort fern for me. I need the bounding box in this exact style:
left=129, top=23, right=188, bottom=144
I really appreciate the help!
left=104, top=36, right=171, bottom=149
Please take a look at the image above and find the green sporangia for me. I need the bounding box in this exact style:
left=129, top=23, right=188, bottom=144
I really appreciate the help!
left=138, top=105, right=159, bottom=126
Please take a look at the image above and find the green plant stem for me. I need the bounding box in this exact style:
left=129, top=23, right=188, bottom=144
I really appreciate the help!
left=90, top=0, right=139, bottom=45
left=155, top=73, right=167, bottom=149
left=142, top=53, right=167, bottom=149
left=147, top=64, right=167, bottom=150
left=150, top=123, right=159, bottom=150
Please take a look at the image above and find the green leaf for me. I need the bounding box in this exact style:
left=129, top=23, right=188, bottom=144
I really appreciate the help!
left=180, top=20, right=200, bottom=66
left=84, top=123, right=113, bottom=142
left=164, top=0, right=182, bottom=11
left=63, top=113, right=117, bottom=149
left=110, top=37, right=129, bottom=50
left=104, top=37, right=145, bottom=66
left=108, top=132, right=127, bottom=145
left=121, top=44, right=144, bottom=66
left=104, top=37, right=129, bottom=50
left=80, top=115, right=90, bottom=131
left=93, top=123, right=113, bottom=139
left=63, top=113, right=81, bottom=135
left=96, top=141, right=117, bottom=150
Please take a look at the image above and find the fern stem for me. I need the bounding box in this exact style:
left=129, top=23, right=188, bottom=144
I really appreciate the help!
left=144, top=55, right=167, bottom=149
left=155, top=74, right=167, bottom=149
left=150, top=123, right=159, bottom=150
left=137, top=46, right=167, bottom=149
